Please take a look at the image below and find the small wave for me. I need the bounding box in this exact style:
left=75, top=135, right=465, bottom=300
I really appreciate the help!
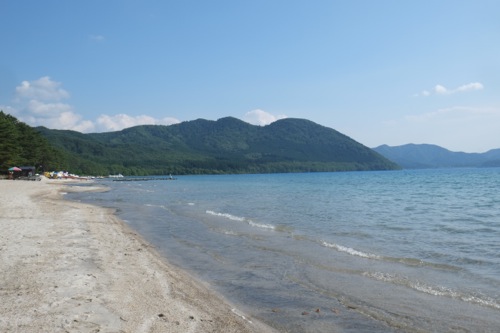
left=206, top=210, right=245, bottom=221
left=187, top=202, right=195, bottom=206
left=321, top=241, right=381, bottom=259
left=248, top=221, right=276, bottom=230
left=364, top=271, right=458, bottom=297
left=206, top=210, right=276, bottom=230
left=363, top=272, right=500, bottom=310
left=322, top=240, right=460, bottom=271
left=461, top=295, right=500, bottom=310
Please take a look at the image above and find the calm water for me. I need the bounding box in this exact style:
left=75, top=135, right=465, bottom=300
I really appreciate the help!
left=69, top=169, right=500, bottom=332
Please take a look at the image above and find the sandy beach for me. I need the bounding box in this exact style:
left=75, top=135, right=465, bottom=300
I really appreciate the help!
left=0, top=178, right=276, bottom=333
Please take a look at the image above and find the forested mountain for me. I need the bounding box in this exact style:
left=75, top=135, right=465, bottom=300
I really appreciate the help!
left=373, top=144, right=500, bottom=169
left=0, top=111, right=66, bottom=173
left=37, top=117, right=399, bottom=175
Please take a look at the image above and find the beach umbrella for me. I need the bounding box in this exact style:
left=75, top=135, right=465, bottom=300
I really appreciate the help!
left=8, top=167, right=22, bottom=171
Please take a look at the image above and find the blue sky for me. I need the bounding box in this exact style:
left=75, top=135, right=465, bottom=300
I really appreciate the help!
left=1, top=1, right=499, bottom=152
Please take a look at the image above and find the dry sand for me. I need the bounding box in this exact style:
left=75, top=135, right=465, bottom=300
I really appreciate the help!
left=0, top=178, right=276, bottom=333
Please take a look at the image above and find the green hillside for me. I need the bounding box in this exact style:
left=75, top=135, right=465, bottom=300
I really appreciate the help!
left=37, top=117, right=399, bottom=175
left=0, top=111, right=66, bottom=174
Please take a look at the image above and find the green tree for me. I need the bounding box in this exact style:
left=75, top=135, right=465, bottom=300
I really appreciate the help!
left=0, top=111, right=21, bottom=169
left=0, top=110, right=67, bottom=173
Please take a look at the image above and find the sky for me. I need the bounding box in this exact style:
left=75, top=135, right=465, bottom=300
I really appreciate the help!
left=1, top=1, right=499, bottom=153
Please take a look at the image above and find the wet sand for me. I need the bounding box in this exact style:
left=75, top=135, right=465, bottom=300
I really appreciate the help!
left=0, top=178, right=276, bottom=333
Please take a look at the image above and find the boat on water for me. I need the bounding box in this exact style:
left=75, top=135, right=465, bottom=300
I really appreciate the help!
left=108, top=174, right=124, bottom=178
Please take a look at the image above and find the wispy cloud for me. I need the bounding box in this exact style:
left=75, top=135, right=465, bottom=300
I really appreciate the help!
left=242, top=109, right=287, bottom=126
left=455, top=82, right=484, bottom=93
left=89, top=34, right=105, bottom=42
left=415, top=82, right=484, bottom=97
left=405, top=106, right=497, bottom=123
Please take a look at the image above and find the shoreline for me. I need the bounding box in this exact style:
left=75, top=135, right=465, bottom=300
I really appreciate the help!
left=0, top=179, right=276, bottom=332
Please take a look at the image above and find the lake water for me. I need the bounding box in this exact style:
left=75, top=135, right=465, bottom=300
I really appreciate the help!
left=69, top=168, right=500, bottom=332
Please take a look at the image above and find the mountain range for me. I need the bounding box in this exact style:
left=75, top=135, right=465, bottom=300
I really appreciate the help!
left=7, top=108, right=498, bottom=175
left=373, top=144, right=500, bottom=169
left=36, top=117, right=399, bottom=175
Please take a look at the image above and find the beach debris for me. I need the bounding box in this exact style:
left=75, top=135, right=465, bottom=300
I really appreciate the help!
left=158, top=313, right=169, bottom=322
left=189, top=315, right=195, bottom=320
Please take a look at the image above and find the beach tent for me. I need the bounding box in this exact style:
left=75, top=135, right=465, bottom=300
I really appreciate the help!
left=20, top=166, right=36, bottom=176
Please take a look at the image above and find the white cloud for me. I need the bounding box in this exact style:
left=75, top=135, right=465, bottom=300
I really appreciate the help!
left=434, top=84, right=449, bottom=95
left=416, top=82, right=484, bottom=97
left=9, top=77, right=95, bottom=132
left=67, top=118, right=95, bottom=133
left=456, top=82, right=483, bottom=93
left=96, top=114, right=180, bottom=132
left=19, top=109, right=95, bottom=132
left=15, top=76, right=70, bottom=101
left=27, top=99, right=73, bottom=116
left=20, top=103, right=95, bottom=132
left=242, top=109, right=287, bottom=126
left=6, top=76, right=180, bottom=133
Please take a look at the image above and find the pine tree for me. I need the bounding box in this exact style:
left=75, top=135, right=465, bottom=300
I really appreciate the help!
left=0, top=111, right=21, bottom=169
left=0, top=110, right=66, bottom=172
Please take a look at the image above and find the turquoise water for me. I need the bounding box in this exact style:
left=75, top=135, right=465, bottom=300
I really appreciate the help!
left=70, top=169, right=500, bottom=332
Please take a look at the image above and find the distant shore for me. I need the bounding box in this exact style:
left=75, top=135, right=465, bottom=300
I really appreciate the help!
left=0, top=178, right=275, bottom=332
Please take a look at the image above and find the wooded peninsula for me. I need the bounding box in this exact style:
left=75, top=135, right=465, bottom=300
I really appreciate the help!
left=1, top=111, right=399, bottom=176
